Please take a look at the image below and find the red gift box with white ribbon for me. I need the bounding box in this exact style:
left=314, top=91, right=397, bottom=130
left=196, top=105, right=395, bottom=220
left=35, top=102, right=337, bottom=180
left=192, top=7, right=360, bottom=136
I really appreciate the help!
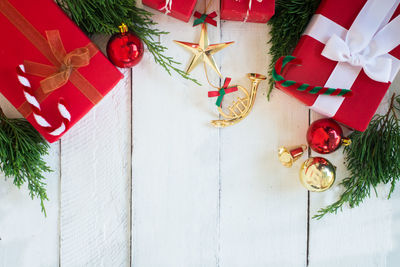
left=220, top=0, right=275, bottom=23
left=276, top=0, right=400, bottom=131
left=0, top=0, right=123, bottom=143
left=142, top=0, right=197, bottom=22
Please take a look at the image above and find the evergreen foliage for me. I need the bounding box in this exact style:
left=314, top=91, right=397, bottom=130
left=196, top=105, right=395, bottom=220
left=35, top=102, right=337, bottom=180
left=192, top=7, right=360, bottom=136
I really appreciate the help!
left=56, top=0, right=199, bottom=84
left=0, top=109, right=51, bottom=215
left=314, top=94, right=400, bottom=219
left=267, top=0, right=321, bottom=99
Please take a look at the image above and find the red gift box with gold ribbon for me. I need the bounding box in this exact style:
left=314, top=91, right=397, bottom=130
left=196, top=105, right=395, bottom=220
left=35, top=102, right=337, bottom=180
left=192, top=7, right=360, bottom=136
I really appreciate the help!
left=0, top=0, right=123, bottom=143
left=142, top=0, right=197, bottom=22
left=275, top=0, right=400, bottom=131
left=220, top=0, right=275, bottom=23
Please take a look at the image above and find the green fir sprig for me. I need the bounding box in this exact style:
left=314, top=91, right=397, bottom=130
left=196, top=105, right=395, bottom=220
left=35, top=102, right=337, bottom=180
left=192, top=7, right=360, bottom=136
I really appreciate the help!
left=0, top=109, right=52, bottom=215
left=56, top=0, right=199, bottom=84
left=267, top=0, right=321, bottom=99
left=314, top=94, right=400, bottom=219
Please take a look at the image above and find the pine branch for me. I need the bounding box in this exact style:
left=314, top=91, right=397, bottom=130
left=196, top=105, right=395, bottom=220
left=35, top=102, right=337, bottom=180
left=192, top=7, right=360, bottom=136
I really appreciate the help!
left=56, top=0, right=199, bottom=84
left=267, top=0, right=321, bottom=99
left=314, top=94, right=400, bottom=219
left=0, top=109, right=52, bottom=215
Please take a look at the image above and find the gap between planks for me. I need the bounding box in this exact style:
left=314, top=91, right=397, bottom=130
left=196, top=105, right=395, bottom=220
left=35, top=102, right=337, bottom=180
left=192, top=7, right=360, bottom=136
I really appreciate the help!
left=58, top=140, right=62, bottom=267
left=306, top=110, right=311, bottom=267
left=130, top=66, right=134, bottom=267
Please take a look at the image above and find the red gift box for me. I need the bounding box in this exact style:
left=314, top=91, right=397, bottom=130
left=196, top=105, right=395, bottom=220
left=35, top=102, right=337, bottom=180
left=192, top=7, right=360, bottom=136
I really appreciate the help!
left=142, top=0, right=197, bottom=22
left=276, top=0, right=400, bottom=131
left=220, top=0, right=275, bottom=23
left=0, top=0, right=123, bottom=143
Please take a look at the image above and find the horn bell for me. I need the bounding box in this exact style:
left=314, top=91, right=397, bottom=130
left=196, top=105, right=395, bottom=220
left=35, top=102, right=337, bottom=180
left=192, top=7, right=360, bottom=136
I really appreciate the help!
left=211, top=73, right=266, bottom=127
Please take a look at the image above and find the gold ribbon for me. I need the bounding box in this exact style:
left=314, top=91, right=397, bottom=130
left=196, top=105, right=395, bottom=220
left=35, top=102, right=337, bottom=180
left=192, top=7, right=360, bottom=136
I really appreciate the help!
left=0, top=0, right=103, bottom=117
left=25, top=30, right=92, bottom=94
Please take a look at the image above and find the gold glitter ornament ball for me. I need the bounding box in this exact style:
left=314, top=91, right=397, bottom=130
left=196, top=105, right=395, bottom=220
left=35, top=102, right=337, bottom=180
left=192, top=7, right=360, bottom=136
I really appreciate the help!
left=299, top=157, right=336, bottom=192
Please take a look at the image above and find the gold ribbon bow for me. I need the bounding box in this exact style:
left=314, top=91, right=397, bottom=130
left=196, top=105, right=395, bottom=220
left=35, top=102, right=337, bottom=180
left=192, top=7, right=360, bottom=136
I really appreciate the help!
left=24, top=30, right=94, bottom=94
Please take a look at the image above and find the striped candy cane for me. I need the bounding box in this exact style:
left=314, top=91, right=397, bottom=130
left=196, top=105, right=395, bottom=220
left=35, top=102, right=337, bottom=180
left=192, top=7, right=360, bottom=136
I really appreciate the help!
left=17, top=64, right=71, bottom=136
left=273, top=56, right=353, bottom=97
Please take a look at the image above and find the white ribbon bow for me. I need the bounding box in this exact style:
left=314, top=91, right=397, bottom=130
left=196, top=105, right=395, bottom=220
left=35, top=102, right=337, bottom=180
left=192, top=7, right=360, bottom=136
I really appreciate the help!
left=321, top=0, right=400, bottom=83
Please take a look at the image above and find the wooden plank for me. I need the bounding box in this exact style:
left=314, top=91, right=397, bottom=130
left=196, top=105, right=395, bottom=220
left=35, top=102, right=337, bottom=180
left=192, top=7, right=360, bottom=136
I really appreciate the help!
left=60, top=35, right=131, bottom=266
left=386, top=187, right=400, bottom=266
left=308, top=77, right=400, bottom=266
left=0, top=95, right=60, bottom=267
left=217, top=22, right=309, bottom=266
left=131, top=1, right=220, bottom=266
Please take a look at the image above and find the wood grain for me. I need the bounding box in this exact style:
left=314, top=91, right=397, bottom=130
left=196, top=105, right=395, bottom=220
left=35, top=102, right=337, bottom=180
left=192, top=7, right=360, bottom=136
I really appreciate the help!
left=0, top=95, right=59, bottom=267
left=218, top=22, right=309, bottom=267
left=308, top=78, right=400, bottom=267
left=60, top=35, right=132, bottom=267
left=131, top=1, right=220, bottom=266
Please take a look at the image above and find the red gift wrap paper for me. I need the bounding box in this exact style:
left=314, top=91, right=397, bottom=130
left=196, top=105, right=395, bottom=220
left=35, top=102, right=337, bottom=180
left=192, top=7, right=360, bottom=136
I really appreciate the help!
left=0, top=0, right=123, bottom=143
left=220, top=0, right=275, bottom=23
left=142, top=0, right=197, bottom=22
left=276, top=0, right=400, bottom=131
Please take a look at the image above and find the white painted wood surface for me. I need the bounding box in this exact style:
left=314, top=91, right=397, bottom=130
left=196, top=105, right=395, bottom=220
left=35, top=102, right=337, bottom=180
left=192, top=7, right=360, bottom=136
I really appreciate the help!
left=1, top=1, right=400, bottom=266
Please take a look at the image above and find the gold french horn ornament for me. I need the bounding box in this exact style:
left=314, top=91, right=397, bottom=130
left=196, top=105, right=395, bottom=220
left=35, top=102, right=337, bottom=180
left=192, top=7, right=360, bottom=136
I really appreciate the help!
left=211, top=73, right=266, bottom=127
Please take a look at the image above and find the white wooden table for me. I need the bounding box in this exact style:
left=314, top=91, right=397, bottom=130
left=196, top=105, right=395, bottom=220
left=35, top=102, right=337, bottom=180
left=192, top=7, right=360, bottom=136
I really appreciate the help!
left=1, top=1, right=400, bottom=266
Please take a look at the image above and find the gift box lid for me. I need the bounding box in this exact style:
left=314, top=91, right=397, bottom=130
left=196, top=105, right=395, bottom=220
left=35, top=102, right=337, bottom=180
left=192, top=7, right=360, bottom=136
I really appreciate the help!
left=0, top=0, right=123, bottom=143
left=142, top=0, right=197, bottom=22
left=220, top=0, right=275, bottom=23
left=276, top=0, right=400, bottom=131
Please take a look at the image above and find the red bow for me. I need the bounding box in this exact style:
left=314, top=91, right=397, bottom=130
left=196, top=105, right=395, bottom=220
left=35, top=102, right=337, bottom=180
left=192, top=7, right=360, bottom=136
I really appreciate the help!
left=208, top=78, right=238, bottom=107
left=193, top=11, right=218, bottom=27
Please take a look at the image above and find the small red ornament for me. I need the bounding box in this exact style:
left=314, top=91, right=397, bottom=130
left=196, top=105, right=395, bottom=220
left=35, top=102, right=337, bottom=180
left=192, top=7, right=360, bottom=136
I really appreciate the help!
left=307, top=118, right=351, bottom=154
left=106, top=23, right=144, bottom=68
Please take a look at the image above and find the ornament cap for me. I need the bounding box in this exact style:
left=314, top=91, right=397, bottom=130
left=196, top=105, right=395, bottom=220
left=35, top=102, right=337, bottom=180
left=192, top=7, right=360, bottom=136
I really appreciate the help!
left=278, top=145, right=307, bottom=167
left=342, top=137, right=351, bottom=146
left=119, top=23, right=128, bottom=34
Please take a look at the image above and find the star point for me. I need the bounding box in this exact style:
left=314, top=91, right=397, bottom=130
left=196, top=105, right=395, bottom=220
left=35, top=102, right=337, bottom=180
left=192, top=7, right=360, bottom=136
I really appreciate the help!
left=174, top=24, right=234, bottom=77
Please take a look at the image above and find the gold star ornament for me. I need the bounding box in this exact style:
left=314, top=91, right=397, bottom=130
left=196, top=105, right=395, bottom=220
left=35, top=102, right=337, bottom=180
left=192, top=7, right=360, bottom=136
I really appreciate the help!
left=174, top=24, right=234, bottom=77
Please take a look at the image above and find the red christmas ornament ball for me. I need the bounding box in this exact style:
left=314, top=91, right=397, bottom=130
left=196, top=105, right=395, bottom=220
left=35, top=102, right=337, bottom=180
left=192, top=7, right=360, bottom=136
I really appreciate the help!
left=107, top=31, right=144, bottom=68
left=307, top=118, right=344, bottom=154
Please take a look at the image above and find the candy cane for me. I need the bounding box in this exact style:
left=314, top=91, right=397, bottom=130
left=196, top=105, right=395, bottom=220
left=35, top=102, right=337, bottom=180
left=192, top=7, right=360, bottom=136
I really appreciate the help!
left=273, top=56, right=353, bottom=97
left=159, top=0, right=172, bottom=14
left=17, top=64, right=71, bottom=136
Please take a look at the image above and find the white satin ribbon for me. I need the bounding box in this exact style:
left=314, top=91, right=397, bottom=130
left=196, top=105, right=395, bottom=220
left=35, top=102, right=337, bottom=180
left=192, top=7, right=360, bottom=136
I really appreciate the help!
left=242, top=0, right=262, bottom=22
left=160, top=0, right=172, bottom=14
left=321, top=0, right=400, bottom=83
left=303, top=0, right=400, bottom=118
